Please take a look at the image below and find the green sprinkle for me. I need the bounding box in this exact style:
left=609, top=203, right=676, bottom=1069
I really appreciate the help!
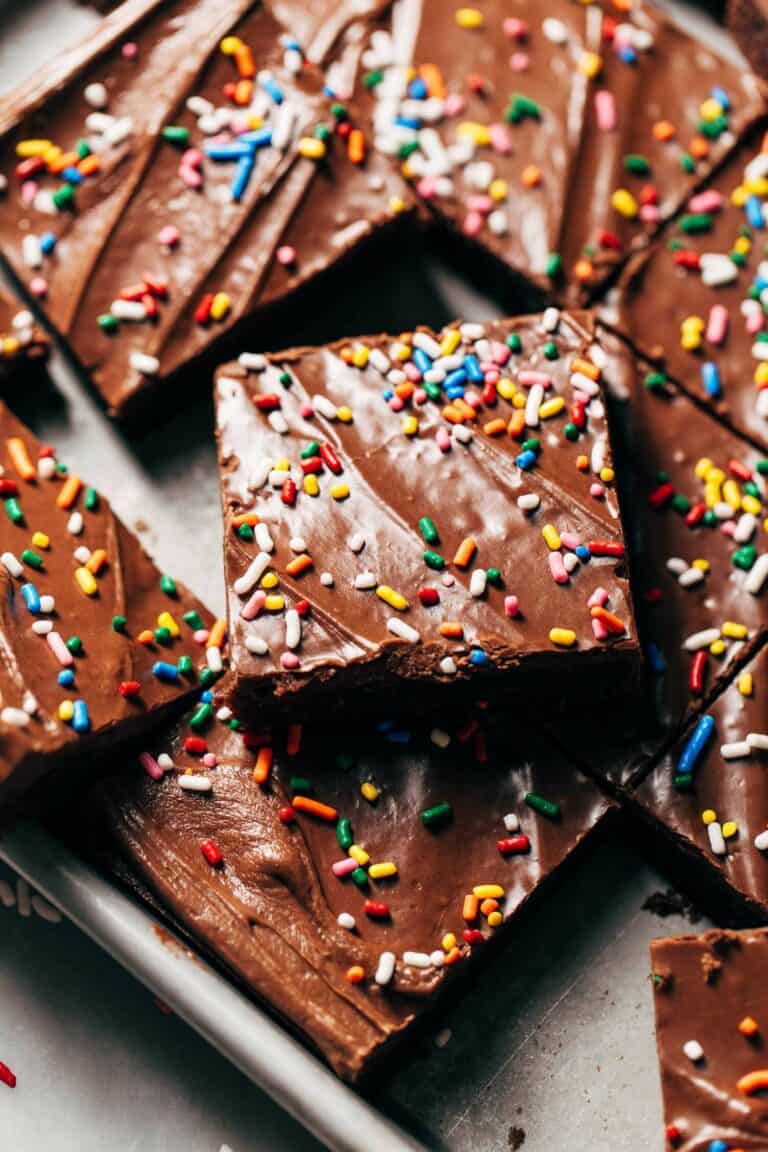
left=84, top=487, right=98, bottom=511
left=112, top=615, right=127, bottom=632
left=623, top=154, right=651, bottom=174
left=66, top=636, right=83, bottom=656
left=756, top=460, right=768, bottom=475
left=4, top=498, right=23, bottom=525
left=522, top=437, right=541, bottom=455
left=337, top=817, right=353, bottom=850
left=331, top=102, right=348, bottom=120
left=160, top=575, right=178, bottom=598
left=744, top=481, right=760, bottom=499
left=199, top=666, right=216, bottom=688
left=543, top=341, right=559, bottom=360
left=98, top=313, right=119, bottom=332
left=21, top=549, right=43, bottom=570
left=525, top=792, right=560, bottom=820
left=56, top=463, right=68, bottom=475
left=486, top=567, right=502, bottom=585
left=729, top=250, right=747, bottom=268
left=418, top=516, right=439, bottom=544
left=351, top=867, right=368, bottom=888
left=545, top=252, right=562, bottom=278
left=183, top=610, right=204, bottom=631
left=314, top=124, right=330, bottom=142
left=162, top=125, right=189, bottom=144
left=154, top=626, right=172, bottom=646
left=671, top=495, right=691, bottom=515
left=290, top=775, right=313, bottom=795
left=278, top=370, right=292, bottom=387
left=189, top=702, right=213, bottom=731
left=732, top=545, right=757, bottom=571
left=678, top=213, right=712, bottom=234
left=698, top=114, right=728, bottom=138
left=702, top=510, right=717, bottom=528
left=424, top=381, right=443, bottom=402
left=679, top=153, right=695, bottom=174
left=237, top=524, right=254, bottom=542
left=76, top=139, right=90, bottom=159
left=178, top=654, right=193, bottom=677
left=563, top=422, right=579, bottom=441
left=421, top=801, right=452, bottom=829
left=506, top=94, right=541, bottom=123
left=423, top=549, right=445, bottom=570
left=52, top=183, right=75, bottom=210
left=673, top=773, right=693, bottom=791
left=363, top=69, right=383, bottom=89
left=644, top=371, right=667, bottom=391
left=506, top=333, right=522, bottom=353
left=300, top=441, right=320, bottom=459
left=398, top=140, right=420, bottom=160
left=228, top=718, right=243, bottom=731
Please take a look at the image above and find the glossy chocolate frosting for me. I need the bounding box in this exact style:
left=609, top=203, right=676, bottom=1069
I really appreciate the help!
left=651, top=927, right=768, bottom=1151
left=85, top=691, right=612, bottom=1080
left=216, top=311, right=639, bottom=720
left=613, top=120, right=768, bottom=453
left=0, top=400, right=216, bottom=806
left=0, top=285, right=49, bottom=384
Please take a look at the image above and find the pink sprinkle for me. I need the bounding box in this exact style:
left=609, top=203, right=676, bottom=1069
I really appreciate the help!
left=463, top=211, right=484, bottom=237
left=139, top=752, right=164, bottom=780
left=560, top=531, right=581, bottom=551
left=721, top=520, right=736, bottom=537
left=504, top=595, right=520, bottom=618
left=509, top=53, right=530, bottom=72
left=464, top=389, right=483, bottom=409
left=47, top=631, right=73, bottom=667
left=503, top=16, right=528, bottom=38
left=417, top=176, right=438, bottom=199
left=241, top=590, right=266, bottom=621
left=706, top=304, right=728, bottom=346
left=203, top=753, right=218, bottom=768
left=746, top=309, right=765, bottom=336
left=549, top=552, right=569, bottom=585
left=435, top=427, right=452, bottom=452
left=182, top=148, right=203, bottom=169
left=639, top=204, right=661, bottom=224
left=121, top=41, right=138, bottom=58
left=573, top=389, right=591, bottom=405
left=491, top=341, right=511, bottom=365
left=688, top=189, right=723, bottom=214
left=281, top=652, right=300, bottom=670
left=332, top=857, right=359, bottom=878
left=413, top=387, right=428, bottom=405
left=389, top=395, right=405, bottom=412
left=441, top=573, right=455, bottom=587
left=179, top=165, right=203, bottom=189
left=158, top=225, right=180, bottom=247
left=518, top=370, right=551, bottom=389
left=483, top=368, right=500, bottom=385
left=594, top=90, right=616, bottom=132
left=193, top=629, right=209, bottom=645
left=590, top=483, right=605, bottom=499
left=21, top=181, right=38, bottom=206
left=467, top=194, right=494, bottom=216
left=29, top=277, right=48, bottom=298
left=587, top=586, right=609, bottom=609
left=443, top=94, right=465, bottom=117
left=592, top=618, right=610, bottom=641
left=277, top=245, right=296, bottom=266
left=489, top=123, right=513, bottom=153
left=299, top=402, right=314, bottom=418
left=403, top=361, right=422, bottom=383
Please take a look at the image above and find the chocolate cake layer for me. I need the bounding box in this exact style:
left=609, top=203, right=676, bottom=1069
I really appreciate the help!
left=216, top=311, right=639, bottom=721
left=651, top=926, right=768, bottom=1151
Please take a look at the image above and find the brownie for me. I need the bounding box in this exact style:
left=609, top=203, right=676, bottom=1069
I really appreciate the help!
left=611, top=120, right=768, bottom=452
left=83, top=689, right=614, bottom=1081
left=216, top=310, right=640, bottom=722
left=728, top=0, right=768, bottom=80
left=0, top=284, right=49, bottom=385
left=0, top=399, right=221, bottom=807
left=650, top=926, right=768, bottom=1150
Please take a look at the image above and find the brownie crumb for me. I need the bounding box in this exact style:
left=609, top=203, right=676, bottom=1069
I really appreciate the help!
left=701, top=951, right=722, bottom=984
left=508, top=1125, right=526, bottom=1150
left=642, top=888, right=702, bottom=923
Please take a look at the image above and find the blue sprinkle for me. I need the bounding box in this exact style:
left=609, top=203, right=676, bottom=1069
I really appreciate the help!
left=394, top=116, right=420, bottom=130
left=231, top=154, right=255, bottom=203
left=58, top=669, right=75, bottom=687
left=259, top=75, right=284, bottom=104
left=72, top=700, right=90, bottom=733
left=323, top=84, right=336, bottom=99
left=516, top=449, right=537, bottom=471
left=470, top=648, right=490, bottom=666
left=239, top=128, right=273, bottom=149
left=201, top=689, right=214, bottom=703
left=463, top=354, right=483, bottom=383
left=376, top=720, right=395, bottom=733
left=39, top=231, right=56, bottom=254
left=283, top=37, right=302, bottom=52
left=575, top=545, right=591, bottom=562
left=382, top=388, right=393, bottom=401
left=444, top=368, right=468, bottom=391
left=710, top=86, right=730, bottom=111
left=61, top=166, right=83, bottom=185
left=407, top=78, right=428, bottom=100
left=152, top=661, right=180, bottom=683
left=445, top=384, right=466, bottom=400
left=677, top=714, right=715, bottom=776
left=21, top=583, right=41, bottom=614
left=701, top=362, right=722, bottom=398
left=413, top=348, right=432, bottom=374
left=619, top=45, right=636, bottom=64
left=745, top=194, right=765, bottom=230
left=646, top=642, right=666, bottom=675
left=385, top=728, right=411, bottom=744
left=708, top=1142, right=728, bottom=1152
left=204, top=143, right=256, bottom=161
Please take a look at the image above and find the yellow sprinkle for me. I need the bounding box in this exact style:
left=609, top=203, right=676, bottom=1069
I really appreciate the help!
left=220, top=35, right=243, bottom=54
left=74, top=567, right=98, bottom=596
left=738, top=672, right=753, bottom=696
left=694, top=457, right=713, bottom=479
left=260, top=571, right=279, bottom=589
left=709, top=639, right=726, bottom=657
left=745, top=177, right=768, bottom=196
left=497, top=378, right=515, bottom=400
left=389, top=195, right=407, bottom=214
left=361, top=781, right=380, bottom=802
left=487, top=911, right=503, bottom=928
left=578, top=51, right=602, bottom=78
left=402, top=415, right=419, bottom=436
left=376, top=584, right=408, bottom=610
left=298, top=137, right=326, bottom=160
left=348, top=844, right=370, bottom=866
left=699, top=97, right=724, bottom=122
left=733, top=235, right=751, bottom=255
left=442, top=933, right=457, bottom=952
left=42, top=145, right=62, bottom=166
left=336, top=406, right=353, bottom=423
left=755, top=363, right=768, bottom=387
left=742, top=494, right=761, bottom=516
left=472, top=884, right=504, bottom=900
left=722, top=821, right=738, bottom=839
left=31, top=532, right=49, bottom=550
left=723, top=479, right=741, bottom=510
left=352, top=345, right=369, bottom=369
left=704, top=482, right=721, bottom=509
left=731, top=184, right=748, bottom=208
left=722, top=621, right=748, bottom=640
left=550, top=627, right=576, bottom=648
left=456, top=121, right=491, bottom=145
left=58, top=700, right=74, bottom=722
left=264, top=594, right=285, bottom=611
left=692, top=558, right=710, bottom=572
left=512, top=392, right=526, bottom=409
left=1, top=337, right=19, bottom=357
left=701, top=809, right=716, bottom=825
left=16, top=139, right=52, bottom=158
left=489, top=178, right=508, bottom=201
left=541, top=524, right=561, bottom=551
left=539, top=397, right=565, bottom=420
left=392, top=342, right=411, bottom=362
left=330, top=483, right=349, bottom=500
left=273, top=457, right=290, bottom=472
left=440, top=329, right=461, bottom=357
left=369, top=862, right=398, bottom=880
left=704, top=466, right=725, bottom=485
left=611, top=189, right=639, bottom=218
left=156, top=611, right=179, bottom=637
left=304, top=474, right=319, bottom=496
left=599, top=466, right=615, bottom=484
left=247, top=116, right=264, bottom=130
left=455, top=7, right=483, bottom=28
left=210, top=292, right=230, bottom=321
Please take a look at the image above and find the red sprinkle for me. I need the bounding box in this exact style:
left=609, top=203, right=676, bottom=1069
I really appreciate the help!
left=587, top=540, right=625, bottom=558
left=0, top=1062, right=16, bottom=1089
left=728, top=458, right=752, bottom=482
left=278, top=805, right=297, bottom=824
left=319, top=442, right=342, bottom=474
left=194, top=293, right=214, bottom=325
left=673, top=250, right=700, bottom=270
left=295, top=599, right=311, bottom=617
left=462, top=928, right=484, bottom=945
left=300, top=456, right=323, bottom=474
left=689, top=650, right=708, bottom=696
left=252, top=394, right=282, bottom=412
left=0, top=479, right=19, bottom=496
left=363, top=899, right=390, bottom=920
left=418, top=587, right=440, bottom=607
left=684, top=503, right=706, bottom=527
left=648, top=482, right=675, bottom=509
left=598, top=228, right=621, bottom=250
left=118, top=680, right=142, bottom=698
left=498, top=834, right=531, bottom=855
left=280, top=478, right=297, bottom=506
left=183, top=736, right=207, bottom=755
left=200, top=838, right=223, bottom=867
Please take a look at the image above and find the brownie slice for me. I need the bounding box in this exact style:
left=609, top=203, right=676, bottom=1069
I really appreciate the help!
left=728, top=0, right=768, bottom=81
left=0, top=399, right=220, bottom=807
left=216, top=310, right=639, bottom=722
left=83, top=690, right=614, bottom=1081
left=650, top=926, right=768, bottom=1150
left=0, top=284, right=49, bottom=385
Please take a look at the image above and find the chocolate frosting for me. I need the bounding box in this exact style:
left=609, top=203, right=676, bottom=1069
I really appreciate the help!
left=651, top=927, right=768, bottom=1151
left=216, top=311, right=638, bottom=719
left=728, top=0, right=768, bottom=89
left=0, top=400, right=214, bottom=806
left=85, top=690, right=612, bottom=1080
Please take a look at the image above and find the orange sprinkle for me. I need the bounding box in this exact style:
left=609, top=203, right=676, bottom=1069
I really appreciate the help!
left=453, top=398, right=477, bottom=421
left=420, top=63, right=446, bottom=99
left=453, top=537, right=477, bottom=568
left=292, top=795, right=338, bottom=822
left=689, top=136, right=709, bottom=160
left=286, top=553, right=313, bottom=577
left=576, top=454, right=589, bottom=472
left=232, top=512, right=260, bottom=528
left=252, top=745, right=273, bottom=785
left=507, top=410, right=526, bottom=439
left=48, top=150, right=79, bottom=173
left=652, top=120, right=676, bottom=142
left=234, top=43, right=255, bottom=78
left=739, top=1017, right=760, bottom=1037
left=480, top=898, right=499, bottom=916
left=462, top=894, right=479, bottom=922
left=521, top=164, right=541, bottom=187
left=441, top=404, right=465, bottom=424
left=138, top=629, right=155, bottom=645
left=737, top=1069, right=768, bottom=1095
left=207, top=618, right=227, bottom=650
left=85, top=548, right=108, bottom=574
left=56, top=474, right=82, bottom=509
left=233, top=79, right=254, bottom=106
left=439, top=621, right=464, bottom=639
left=573, top=258, right=594, bottom=283
left=590, top=605, right=626, bottom=634
left=77, top=154, right=100, bottom=177
left=483, top=417, right=507, bottom=437
left=443, top=946, right=462, bottom=966
left=348, top=128, right=366, bottom=165
left=571, top=357, right=601, bottom=381
left=394, top=382, right=415, bottom=401
left=339, top=346, right=355, bottom=365
left=346, top=965, right=365, bottom=984
left=7, top=438, right=35, bottom=481
left=286, top=723, right=302, bottom=756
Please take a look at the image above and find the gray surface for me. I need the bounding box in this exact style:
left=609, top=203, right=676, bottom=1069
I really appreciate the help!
left=0, top=1, right=730, bottom=1149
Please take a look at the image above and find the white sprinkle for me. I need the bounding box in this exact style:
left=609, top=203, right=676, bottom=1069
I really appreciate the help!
left=285, top=609, right=301, bottom=650
left=707, top=821, right=726, bottom=856
left=129, top=351, right=160, bottom=376
left=206, top=646, right=223, bottom=673
left=313, top=395, right=338, bottom=420
left=272, top=101, right=298, bottom=150
left=453, top=424, right=473, bottom=445
left=524, top=382, right=543, bottom=428
left=459, top=323, right=484, bottom=340
left=337, top=912, right=356, bottom=931
left=713, top=502, right=735, bottom=521
left=439, top=656, right=457, bottom=675
left=289, top=536, right=307, bottom=553
left=22, top=234, right=42, bottom=269
left=269, top=469, right=291, bottom=487
left=39, top=595, right=54, bottom=614
left=469, top=569, right=487, bottom=598
left=0, top=878, right=15, bottom=908
left=348, top=533, right=366, bottom=553
left=430, top=950, right=445, bottom=967
left=755, top=830, right=768, bottom=851
left=32, top=620, right=53, bottom=635
left=542, top=16, right=568, bottom=43
left=720, top=741, right=751, bottom=760
left=110, top=299, right=146, bottom=321
left=541, top=307, right=560, bottom=332
left=683, top=628, right=721, bottom=652
left=745, top=554, right=768, bottom=595
left=84, top=81, right=108, bottom=109
left=238, top=353, right=267, bottom=372
left=31, top=894, right=62, bottom=923
left=563, top=552, right=579, bottom=573
left=67, top=512, right=83, bottom=536
left=104, top=116, right=133, bottom=146
left=179, top=774, right=212, bottom=793
left=747, top=733, right=768, bottom=751
left=354, top=571, right=377, bottom=590
left=570, top=372, right=600, bottom=397
left=234, top=552, right=271, bottom=597
left=517, top=493, right=540, bottom=513
left=1, top=707, right=30, bottom=728
left=187, top=95, right=215, bottom=118
left=320, top=572, right=334, bottom=587
left=22, top=692, right=37, bottom=716
left=73, top=545, right=91, bottom=565
left=403, top=951, right=432, bottom=968
left=678, top=567, right=705, bottom=588
left=157, top=753, right=175, bottom=772
left=37, top=457, right=56, bottom=480
left=488, top=209, right=508, bottom=235
left=503, top=813, right=520, bottom=833
left=733, top=513, right=757, bottom=544
left=387, top=618, right=420, bottom=643
left=245, top=634, right=269, bottom=655
left=85, top=111, right=113, bottom=133
left=12, top=310, right=34, bottom=332
left=369, top=348, right=390, bottom=374
left=412, top=331, right=442, bottom=359
left=375, top=951, right=396, bottom=985
left=1, top=552, right=22, bottom=578
left=254, top=523, right=274, bottom=553
left=683, top=1040, right=704, bottom=1063
left=268, top=411, right=289, bottom=435
left=430, top=728, right=451, bottom=748
left=700, top=253, right=738, bottom=288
